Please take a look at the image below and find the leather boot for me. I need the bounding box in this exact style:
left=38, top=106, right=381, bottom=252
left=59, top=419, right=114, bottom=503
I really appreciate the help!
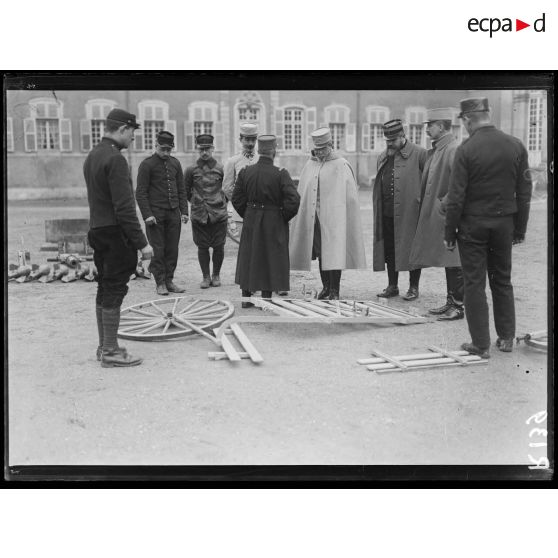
left=101, top=307, right=143, bottom=367
left=101, top=347, right=143, bottom=368
left=241, top=289, right=253, bottom=308
left=317, top=269, right=330, bottom=300
left=96, top=304, right=103, bottom=361
left=328, top=270, right=341, bottom=300
left=211, top=275, right=221, bottom=287
left=200, top=276, right=211, bottom=289
left=428, top=295, right=453, bottom=315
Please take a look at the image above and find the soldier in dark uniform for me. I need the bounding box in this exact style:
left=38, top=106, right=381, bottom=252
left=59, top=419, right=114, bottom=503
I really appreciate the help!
left=84, top=108, right=153, bottom=368
left=232, top=135, right=300, bottom=308
left=184, top=134, right=228, bottom=289
left=136, top=131, right=189, bottom=296
left=445, top=97, right=532, bottom=358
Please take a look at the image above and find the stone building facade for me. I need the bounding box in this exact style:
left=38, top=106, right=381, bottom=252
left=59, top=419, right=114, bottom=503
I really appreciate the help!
left=6, top=89, right=548, bottom=200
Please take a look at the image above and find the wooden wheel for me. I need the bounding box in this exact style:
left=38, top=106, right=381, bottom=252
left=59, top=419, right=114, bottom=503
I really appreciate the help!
left=524, top=331, right=548, bottom=351
left=118, top=297, right=234, bottom=341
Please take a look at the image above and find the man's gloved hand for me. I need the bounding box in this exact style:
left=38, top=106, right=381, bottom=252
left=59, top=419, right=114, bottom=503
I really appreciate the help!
left=513, top=232, right=525, bottom=245
left=444, top=227, right=457, bottom=251
left=145, top=216, right=157, bottom=226
left=181, top=214, right=189, bottom=224
left=141, top=243, right=154, bottom=260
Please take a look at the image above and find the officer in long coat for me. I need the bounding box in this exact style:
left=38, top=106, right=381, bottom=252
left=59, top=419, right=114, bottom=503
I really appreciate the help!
left=409, top=108, right=464, bottom=320
left=232, top=135, right=300, bottom=307
left=445, top=97, right=532, bottom=358
left=372, top=119, right=428, bottom=301
left=289, top=127, right=366, bottom=300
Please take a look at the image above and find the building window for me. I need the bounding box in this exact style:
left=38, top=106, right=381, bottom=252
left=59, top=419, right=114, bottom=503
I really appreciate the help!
left=405, top=107, right=427, bottom=147
left=25, top=98, right=72, bottom=152
left=239, top=106, right=259, bottom=121
left=185, top=101, right=219, bottom=151
left=329, top=123, right=345, bottom=150
left=284, top=108, right=303, bottom=151
left=37, top=119, right=60, bottom=150
left=80, top=99, right=117, bottom=151
left=324, top=104, right=355, bottom=151
left=194, top=121, right=213, bottom=137
left=363, top=107, right=390, bottom=152
left=136, top=100, right=174, bottom=152
left=528, top=96, right=543, bottom=152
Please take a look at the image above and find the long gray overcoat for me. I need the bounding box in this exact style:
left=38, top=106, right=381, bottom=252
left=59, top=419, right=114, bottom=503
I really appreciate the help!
left=372, top=140, right=428, bottom=271
left=409, top=133, right=461, bottom=268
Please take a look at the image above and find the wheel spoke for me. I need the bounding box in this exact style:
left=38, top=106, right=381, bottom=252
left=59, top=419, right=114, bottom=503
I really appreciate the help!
left=179, top=300, right=219, bottom=316
left=137, top=318, right=168, bottom=334
left=119, top=317, right=162, bottom=333
left=128, top=307, right=160, bottom=318
left=171, top=318, right=192, bottom=331
left=162, top=319, right=172, bottom=334
left=149, top=300, right=168, bottom=317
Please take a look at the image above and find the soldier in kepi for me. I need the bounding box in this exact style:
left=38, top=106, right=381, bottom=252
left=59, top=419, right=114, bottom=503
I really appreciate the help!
left=289, top=127, right=366, bottom=300
left=223, top=122, right=259, bottom=235
left=136, top=130, right=189, bottom=296
left=84, top=108, right=153, bottom=368
left=409, top=108, right=464, bottom=321
left=184, top=134, right=228, bottom=289
left=232, top=135, right=300, bottom=308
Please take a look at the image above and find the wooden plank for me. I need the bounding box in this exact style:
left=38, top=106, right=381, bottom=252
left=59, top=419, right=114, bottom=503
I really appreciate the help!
left=252, top=298, right=303, bottom=317
left=369, top=348, right=408, bottom=369
left=214, top=329, right=242, bottom=361
left=358, top=350, right=471, bottom=365
left=369, top=356, right=485, bottom=372
left=312, top=300, right=359, bottom=317
left=230, top=323, right=264, bottom=363
left=428, top=345, right=469, bottom=364
left=357, top=300, right=422, bottom=320
left=289, top=299, right=346, bottom=317
left=208, top=351, right=251, bottom=361
left=271, top=298, right=328, bottom=318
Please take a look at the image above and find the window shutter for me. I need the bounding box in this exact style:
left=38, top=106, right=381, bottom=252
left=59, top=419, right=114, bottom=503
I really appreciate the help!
left=60, top=118, right=72, bottom=151
left=7, top=117, right=14, bottom=152
left=184, top=121, right=194, bottom=151
left=346, top=123, right=356, bottom=152
left=165, top=120, right=177, bottom=150
left=80, top=119, right=92, bottom=152
left=134, top=120, right=144, bottom=151
left=362, top=123, right=370, bottom=152
left=24, top=118, right=37, bottom=152
left=306, top=107, right=317, bottom=150
left=273, top=108, right=284, bottom=151
left=214, top=121, right=224, bottom=152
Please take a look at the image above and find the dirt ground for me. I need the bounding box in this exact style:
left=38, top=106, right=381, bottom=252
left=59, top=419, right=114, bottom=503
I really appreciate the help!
left=7, top=191, right=549, bottom=466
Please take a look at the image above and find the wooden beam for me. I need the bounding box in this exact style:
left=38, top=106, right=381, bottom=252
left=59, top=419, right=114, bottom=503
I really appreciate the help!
left=230, top=324, right=264, bottom=363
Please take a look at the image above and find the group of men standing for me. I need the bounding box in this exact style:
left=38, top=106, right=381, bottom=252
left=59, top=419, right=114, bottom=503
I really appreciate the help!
left=84, top=97, right=532, bottom=367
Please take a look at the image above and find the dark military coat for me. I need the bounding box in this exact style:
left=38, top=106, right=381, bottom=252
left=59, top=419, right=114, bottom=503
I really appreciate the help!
left=232, top=157, right=300, bottom=291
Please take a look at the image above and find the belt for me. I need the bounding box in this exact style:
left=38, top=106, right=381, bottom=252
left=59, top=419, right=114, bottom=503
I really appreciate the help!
left=247, top=202, right=281, bottom=210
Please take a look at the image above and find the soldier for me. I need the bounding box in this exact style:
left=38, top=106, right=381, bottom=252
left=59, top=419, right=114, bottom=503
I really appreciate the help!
left=223, top=122, right=259, bottom=226
left=184, top=134, right=228, bottom=288
left=232, top=135, right=300, bottom=308
left=289, top=127, right=366, bottom=300
left=409, top=108, right=464, bottom=321
left=372, top=119, right=428, bottom=301
left=136, top=131, right=189, bottom=296
left=84, top=108, right=153, bottom=368
left=445, top=97, right=532, bottom=358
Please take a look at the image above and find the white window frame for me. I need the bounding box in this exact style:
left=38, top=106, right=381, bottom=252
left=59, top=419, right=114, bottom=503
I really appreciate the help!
left=26, top=97, right=71, bottom=152
left=136, top=100, right=175, bottom=152
left=185, top=101, right=221, bottom=152
left=81, top=98, right=117, bottom=151
left=405, top=106, right=427, bottom=147
left=322, top=104, right=355, bottom=151
left=528, top=93, right=544, bottom=153
left=362, top=106, right=390, bottom=152
left=273, top=104, right=316, bottom=153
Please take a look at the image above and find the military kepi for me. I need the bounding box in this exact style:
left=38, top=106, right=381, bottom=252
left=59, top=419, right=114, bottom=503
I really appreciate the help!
left=424, top=108, right=455, bottom=123
left=106, top=108, right=140, bottom=129
left=257, top=134, right=277, bottom=153
left=157, top=130, right=175, bottom=147
left=310, top=127, right=332, bottom=148
left=239, top=123, right=258, bottom=137
left=458, top=97, right=490, bottom=118
left=382, top=119, right=404, bottom=139
left=196, top=134, right=214, bottom=147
